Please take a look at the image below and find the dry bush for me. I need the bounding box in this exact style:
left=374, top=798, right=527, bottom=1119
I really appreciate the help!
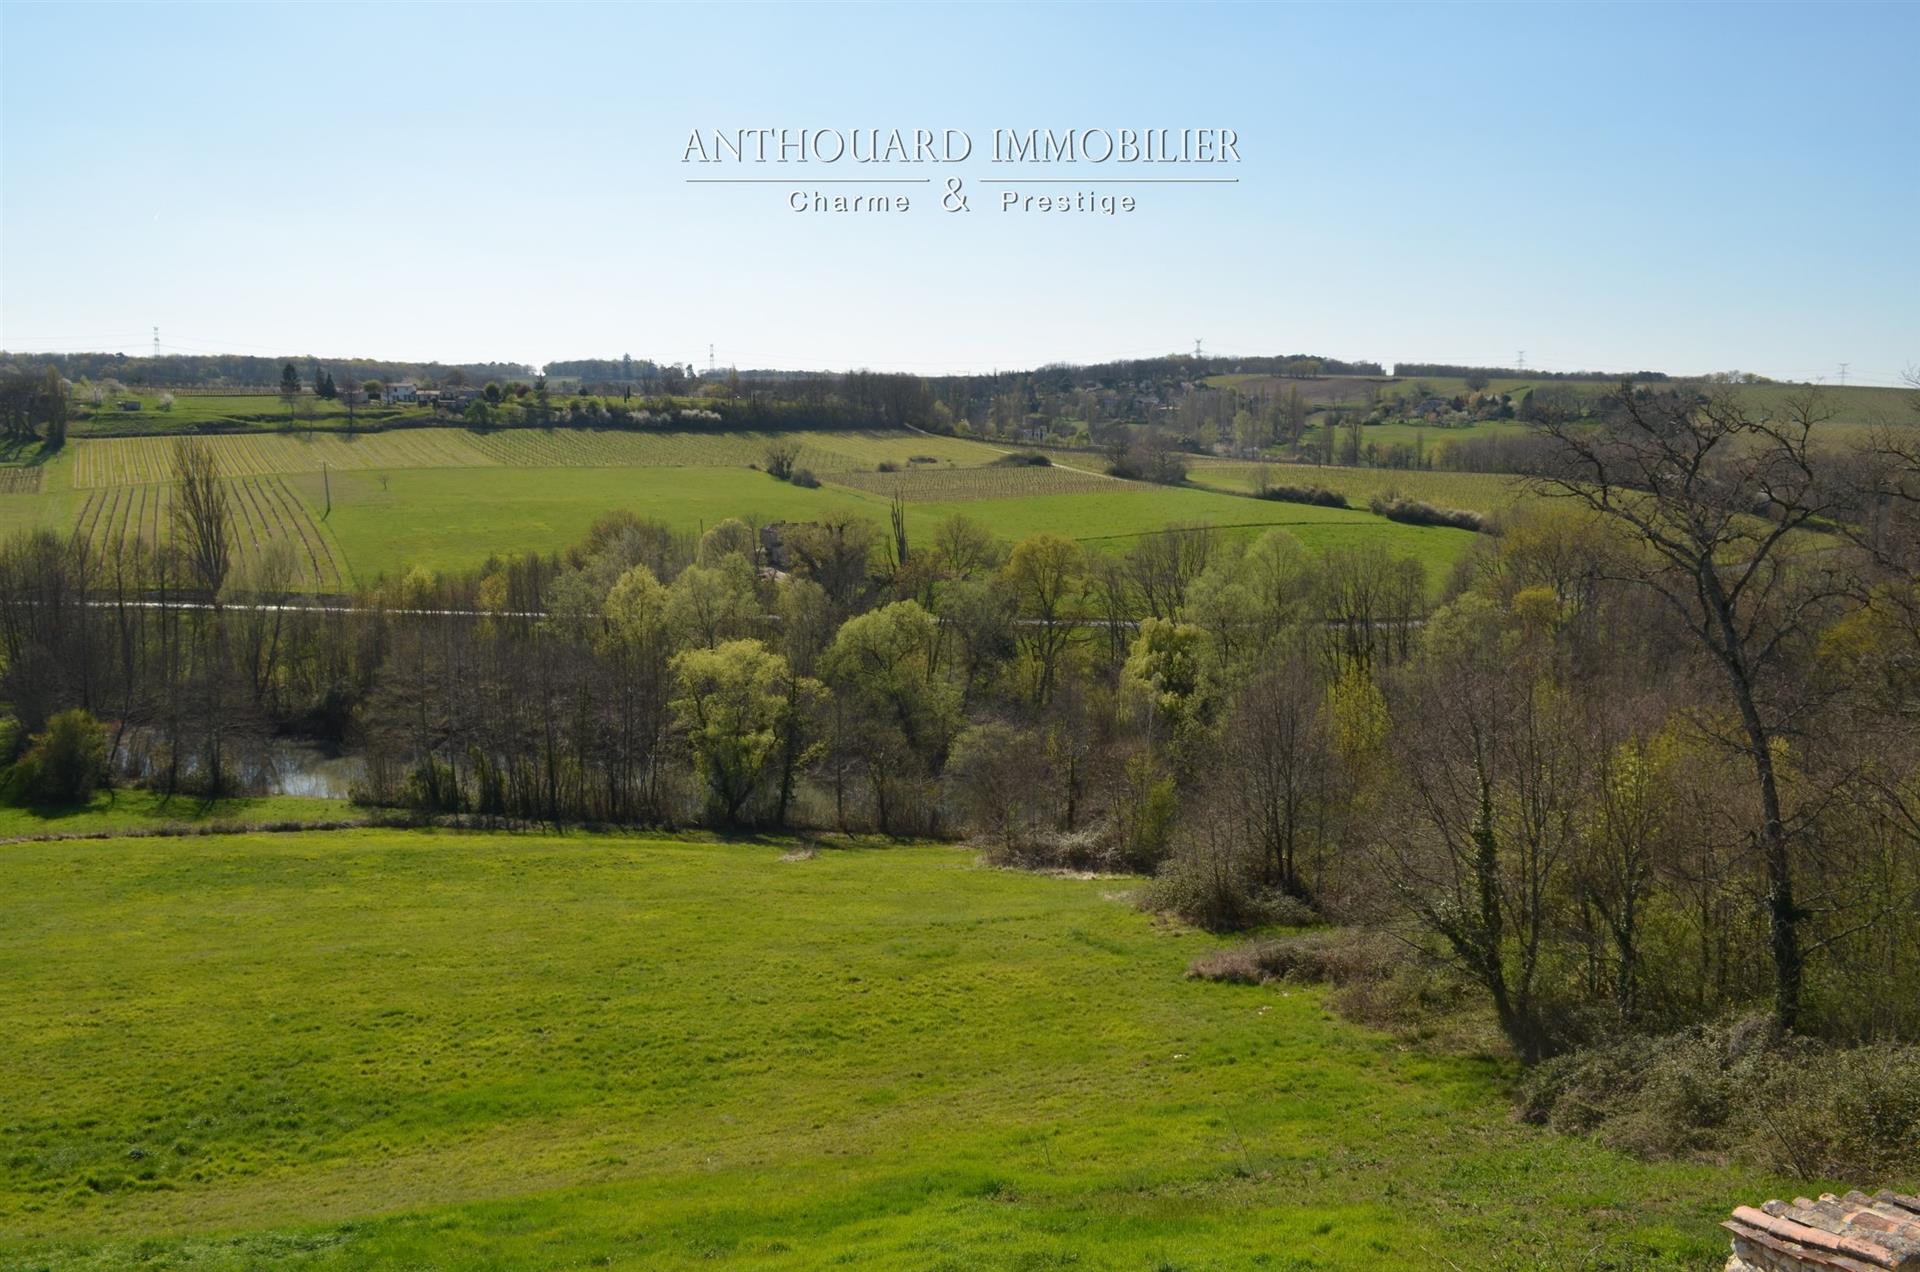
left=982, top=823, right=1124, bottom=874
left=1186, top=929, right=1377, bottom=985
left=1519, top=1017, right=1920, bottom=1179
left=1187, top=928, right=1485, bottom=1042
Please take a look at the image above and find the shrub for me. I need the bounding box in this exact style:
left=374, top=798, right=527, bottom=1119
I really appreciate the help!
left=1368, top=492, right=1485, bottom=531
left=1143, top=820, right=1283, bottom=931
left=790, top=468, right=820, bottom=489
left=993, top=450, right=1052, bottom=467
left=1184, top=928, right=1482, bottom=1040
left=1256, top=483, right=1347, bottom=509
left=1106, top=439, right=1188, bottom=485
left=1187, top=930, right=1384, bottom=986
left=764, top=440, right=799, bottom=481
left=876, top=460, right=900, bottom=473
left=1519, top=1018, right=1920, bottom=1178
left=6, top=709, right=109, bottom=805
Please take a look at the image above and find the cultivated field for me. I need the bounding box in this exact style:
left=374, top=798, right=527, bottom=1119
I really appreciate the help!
left=70, top=475, right=350, bottom=590
left=68, top=428, right=1009, bottom=488
left=0, top=467, right=42, bottom=495
left=1187, top=462, right=1529, bottom=514
left=70, top=431, right=496, bottom=487
left=0, top=829, right=1794, bottom=1270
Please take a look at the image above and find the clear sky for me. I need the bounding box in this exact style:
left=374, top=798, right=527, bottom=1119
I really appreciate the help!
left=2, top=1, right=1914, bottom=382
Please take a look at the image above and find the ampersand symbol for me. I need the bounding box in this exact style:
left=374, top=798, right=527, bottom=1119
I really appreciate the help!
left=942, top=178, right=969, bottom=212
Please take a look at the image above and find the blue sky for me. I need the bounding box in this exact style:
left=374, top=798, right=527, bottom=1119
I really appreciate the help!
left=2, top=2, right=1914, bottom=381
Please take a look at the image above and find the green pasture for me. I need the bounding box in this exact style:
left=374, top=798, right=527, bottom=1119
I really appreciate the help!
left=0, top=829, right=1796, bottom=1270
left=304, top=462, right=1477, bottom=582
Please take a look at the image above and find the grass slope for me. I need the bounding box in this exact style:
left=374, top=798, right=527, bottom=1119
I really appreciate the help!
left=309, top=464, right=1477, bottom=582
left=0, top=830, right=1794, bottom=1270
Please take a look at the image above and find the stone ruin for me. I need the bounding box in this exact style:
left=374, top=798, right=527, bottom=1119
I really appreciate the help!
left=1726, top=1190, right=1920, bottom=1271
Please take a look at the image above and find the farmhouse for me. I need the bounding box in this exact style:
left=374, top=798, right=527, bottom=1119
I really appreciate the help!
left=387, top=381, right=419, bottom=403
left=118, top=399, right=142, bottom=411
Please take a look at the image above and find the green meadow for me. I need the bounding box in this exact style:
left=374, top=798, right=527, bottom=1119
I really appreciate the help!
left=307, top=464, right=1473, bottom=581
left=0, top=829, right=1792, bottom=1270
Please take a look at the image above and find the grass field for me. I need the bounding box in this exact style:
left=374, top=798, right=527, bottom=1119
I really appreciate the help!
left=0, top=828, right=1799, bottom=1270
left=311, top=463, right=1477, bottom=582
left=0, top=792, right=351, bottom=840
left=828, top=462, right=1123, bottom=501
left=1187, top=463, right=1529, bottom=515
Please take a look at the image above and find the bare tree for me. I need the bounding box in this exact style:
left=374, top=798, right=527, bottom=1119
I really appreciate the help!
left=1223, top=654, right=1328, bottom=897
left=1382, top=597, right=1588, bottom=1063
left=1532, top=382, right=1849, bottom=1029
left=1126, top=523, right=1216, bottom=622
left=171, top=437, right=232, bottom=601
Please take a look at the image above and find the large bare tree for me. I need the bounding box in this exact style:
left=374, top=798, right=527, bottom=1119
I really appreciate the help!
left=1532, top=382, right=1849, bottom=1029
left=170, top=437, right=232, bottom=601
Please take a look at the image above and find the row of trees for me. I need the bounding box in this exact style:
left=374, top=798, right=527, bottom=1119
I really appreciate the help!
left=1, top=385, right=1916, bottom=1063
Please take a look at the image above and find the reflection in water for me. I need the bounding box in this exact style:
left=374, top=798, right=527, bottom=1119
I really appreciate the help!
left=114, top=732, right=363, bottom=800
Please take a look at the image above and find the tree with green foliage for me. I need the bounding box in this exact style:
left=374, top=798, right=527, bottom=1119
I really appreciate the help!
left=279, top=362, right=300, bottom=421
left=670, top=639, right=821, bottom=827
left=823, top=599, right=959, bottom=833
left=9, top=708, right=109, bottom=805
left=0, top=366, right=69, bottom=444
left=1001, top=533, right=1084, bottom=705
left=667, top=556, right=760, bottom=649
